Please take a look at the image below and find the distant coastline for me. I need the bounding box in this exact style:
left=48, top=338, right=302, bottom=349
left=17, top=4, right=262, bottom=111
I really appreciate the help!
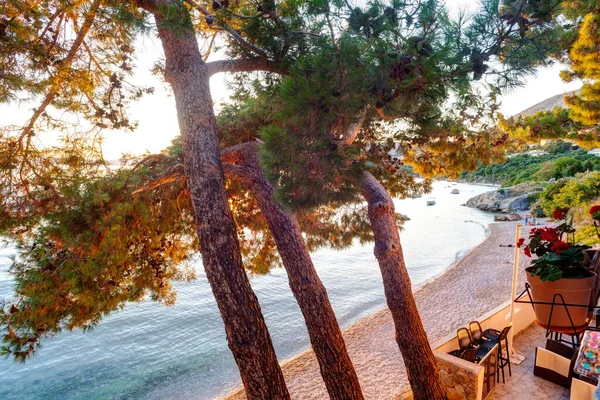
left=456, top=179, right=501, bottom=188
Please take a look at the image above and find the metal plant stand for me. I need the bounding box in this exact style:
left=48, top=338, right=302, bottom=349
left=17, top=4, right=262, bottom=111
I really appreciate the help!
left=514, top=283, right=600, bottom=348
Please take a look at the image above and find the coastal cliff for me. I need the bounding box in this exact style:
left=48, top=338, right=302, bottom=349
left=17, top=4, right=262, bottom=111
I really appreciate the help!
left=465, top=183, right=544, bottom=213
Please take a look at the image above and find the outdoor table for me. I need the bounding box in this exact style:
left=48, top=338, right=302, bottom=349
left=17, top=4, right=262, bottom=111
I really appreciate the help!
left=477, top=344, right=498, bottom=399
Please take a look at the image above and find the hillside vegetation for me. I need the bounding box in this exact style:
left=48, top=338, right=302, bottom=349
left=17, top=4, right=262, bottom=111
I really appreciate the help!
left=461, top=141, right=600, bottom=187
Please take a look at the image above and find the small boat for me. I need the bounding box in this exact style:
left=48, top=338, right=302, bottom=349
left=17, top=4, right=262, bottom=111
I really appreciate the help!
left=426, top=198, right=436, bottom=206
left=451, top=188, right=460, bottom=194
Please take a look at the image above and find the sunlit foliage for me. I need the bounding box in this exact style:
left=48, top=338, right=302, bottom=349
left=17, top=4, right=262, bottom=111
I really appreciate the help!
left=0, top=0, right=575, bottom=361
left=1, top=155, right=197, bottom=362
left=562, top=12, right=600, bottom=126
left=461, top=140, right=600, bottom=186
left=538, top=170, right=600, bottom=217
left=496, top=107, right=600, bottom=148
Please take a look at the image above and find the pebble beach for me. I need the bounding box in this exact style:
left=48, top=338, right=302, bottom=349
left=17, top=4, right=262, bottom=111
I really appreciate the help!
left=224, top=221, right=536, bottom=399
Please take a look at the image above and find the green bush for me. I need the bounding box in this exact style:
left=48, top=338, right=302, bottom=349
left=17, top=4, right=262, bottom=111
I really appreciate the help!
left=539, top=171, right=600, bottom=216
left=575, top=225, right=600, bottom=246
left=461, top=140, right=600, bottom=186
left=528, top=191, right=541, bottom=203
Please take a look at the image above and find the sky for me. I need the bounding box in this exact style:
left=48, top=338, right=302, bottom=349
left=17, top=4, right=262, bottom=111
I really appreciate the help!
left=0, top=0, right=583, bottom=160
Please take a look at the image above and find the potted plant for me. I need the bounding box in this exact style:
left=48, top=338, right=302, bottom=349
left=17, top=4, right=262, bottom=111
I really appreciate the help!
left=518, top=208, right=596, bottom=329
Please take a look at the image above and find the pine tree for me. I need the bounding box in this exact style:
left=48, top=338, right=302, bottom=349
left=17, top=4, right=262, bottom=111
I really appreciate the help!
left=0, top=1, right=292, bottom=398
left=0, top=1, right=572, bottom=399
left=563, top=13, right=600, bottom=125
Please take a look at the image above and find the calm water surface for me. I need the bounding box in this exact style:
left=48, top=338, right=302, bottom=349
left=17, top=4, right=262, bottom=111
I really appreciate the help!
left=0, top=181, right=495, bottom=400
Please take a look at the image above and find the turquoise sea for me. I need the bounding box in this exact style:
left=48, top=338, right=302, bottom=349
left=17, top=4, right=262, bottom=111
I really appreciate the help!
left=0, top=181, right=495, bottom=399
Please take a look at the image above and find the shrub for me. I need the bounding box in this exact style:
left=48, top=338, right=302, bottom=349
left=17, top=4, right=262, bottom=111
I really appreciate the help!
left=539, top=172, right=600, bottom=216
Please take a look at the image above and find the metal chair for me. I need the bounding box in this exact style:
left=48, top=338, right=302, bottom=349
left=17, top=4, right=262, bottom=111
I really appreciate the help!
left=457, top=327, right=473, bottom=352
left=469, top=320, right=495, bottom=347
left=483, top=326, right=512, bottom=383
left=459, top=348, right=478, bottom=363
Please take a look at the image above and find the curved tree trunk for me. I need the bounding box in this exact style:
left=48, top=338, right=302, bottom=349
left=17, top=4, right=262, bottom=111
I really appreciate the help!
left=222, top=142, right=364, bottom=399
left=361, top=172, right=446, bottom=400
left=144, top=3, right=289, bottom=399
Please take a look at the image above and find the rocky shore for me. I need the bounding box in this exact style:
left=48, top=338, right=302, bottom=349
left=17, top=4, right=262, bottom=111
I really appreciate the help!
left=464, top=183, right=544, bottom=213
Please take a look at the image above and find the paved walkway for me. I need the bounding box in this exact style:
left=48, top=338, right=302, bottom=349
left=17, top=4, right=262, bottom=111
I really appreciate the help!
left=488, top=324, right=571, bottom=400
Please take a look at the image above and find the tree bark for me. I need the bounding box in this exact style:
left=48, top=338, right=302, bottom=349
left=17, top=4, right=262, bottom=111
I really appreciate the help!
left=222, top=142, right=364, bottom=399
left=145, top=3, right=289, bottom=399
left=361, top=172, right=447, bottom=400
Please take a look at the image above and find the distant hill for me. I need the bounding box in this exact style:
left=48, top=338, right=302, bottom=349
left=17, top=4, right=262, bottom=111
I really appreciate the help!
left=513, top=90, right=579, bottom=118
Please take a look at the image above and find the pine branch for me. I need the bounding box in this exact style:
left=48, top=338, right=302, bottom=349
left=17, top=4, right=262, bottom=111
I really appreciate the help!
left=18, top=0, right=103, bottom=143
left=222, top=162, right=253, bottom=182
left=221, top=141, right=260, bottom=163
left=184, top=0, right=269, bottom=60
left=131, top=163, right=184, bottom=195
left=133, top=142, right=260, bottom=194
left=335, top=108, right=368, bottom=146
left=374, top=106, right=402, bottom=121
left=204, top=58, right=289, bottom=76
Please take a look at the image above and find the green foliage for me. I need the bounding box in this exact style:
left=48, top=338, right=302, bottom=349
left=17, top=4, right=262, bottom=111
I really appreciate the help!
left=574, top=224, right=600, bottom=246
left=563, top=13, right=600, bottom=126
left=497, top=108, right=600, bottom=147
left=1, top=158, right=197, bottom=362
left=461, top=141, right=600, bottom=186
left=538, top=171, right=600, bottom=216
left=249, top=0, right=570, bottom=208
left=528, top=191, right=541, bottom=204
left=260, top=125, right=366, bottom=209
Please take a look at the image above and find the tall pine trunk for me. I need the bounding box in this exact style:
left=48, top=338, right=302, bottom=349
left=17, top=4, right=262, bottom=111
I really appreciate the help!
left=222, top=142, right=364, bottom=399
left=145, top=3, right=289, bottom=398
left=361, top=172, right=446, bottom=400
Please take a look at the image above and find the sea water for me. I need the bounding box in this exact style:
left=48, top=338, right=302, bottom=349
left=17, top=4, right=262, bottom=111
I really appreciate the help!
left=0, top=181, right=495, bottom=400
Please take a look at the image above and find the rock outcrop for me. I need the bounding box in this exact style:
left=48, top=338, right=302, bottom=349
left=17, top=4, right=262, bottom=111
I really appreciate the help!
left=465, top=183, right=544, bottom=213
left=494, top=212, right=522, bottom=222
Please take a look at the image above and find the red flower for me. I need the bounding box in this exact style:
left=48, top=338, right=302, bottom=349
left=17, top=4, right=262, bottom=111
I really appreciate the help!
left=524, top=246, right=531, bottom=257
left=590, top=205, right=600, bottom=221
left=540, top=227, right=559, bottom=243
left=517, top=238, right=525, bottom=248
left=553, top=208, right=569, bottom=220
left=550, top=241, right=570, bottom=253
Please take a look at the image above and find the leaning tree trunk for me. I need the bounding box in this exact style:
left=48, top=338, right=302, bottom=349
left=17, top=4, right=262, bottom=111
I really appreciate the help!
left=361, top=172, right=446, bottom=400
left=222, top=142, right=364, bottom=399
left=145, top=3, right=289, bottom=399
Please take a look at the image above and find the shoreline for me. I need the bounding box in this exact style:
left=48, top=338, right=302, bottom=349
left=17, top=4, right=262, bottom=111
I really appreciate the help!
left=455, top=179, right=502, bottom=188
left=410, top=223, right=492, bottom=295
left=223, top=221, right=531, bottom=399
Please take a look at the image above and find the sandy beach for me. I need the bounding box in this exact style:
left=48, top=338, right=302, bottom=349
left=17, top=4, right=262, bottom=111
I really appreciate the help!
left=224, top=221, right=537, bottom=399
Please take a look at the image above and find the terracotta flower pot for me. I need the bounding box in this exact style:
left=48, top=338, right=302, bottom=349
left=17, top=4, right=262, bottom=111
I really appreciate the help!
left=526, top=268, right=596, bottom=330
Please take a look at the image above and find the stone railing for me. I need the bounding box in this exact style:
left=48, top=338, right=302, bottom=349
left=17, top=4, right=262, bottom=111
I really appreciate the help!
left=434, top=350, right=483, bottom=400
left=396, top=350, right=485, bottom=400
